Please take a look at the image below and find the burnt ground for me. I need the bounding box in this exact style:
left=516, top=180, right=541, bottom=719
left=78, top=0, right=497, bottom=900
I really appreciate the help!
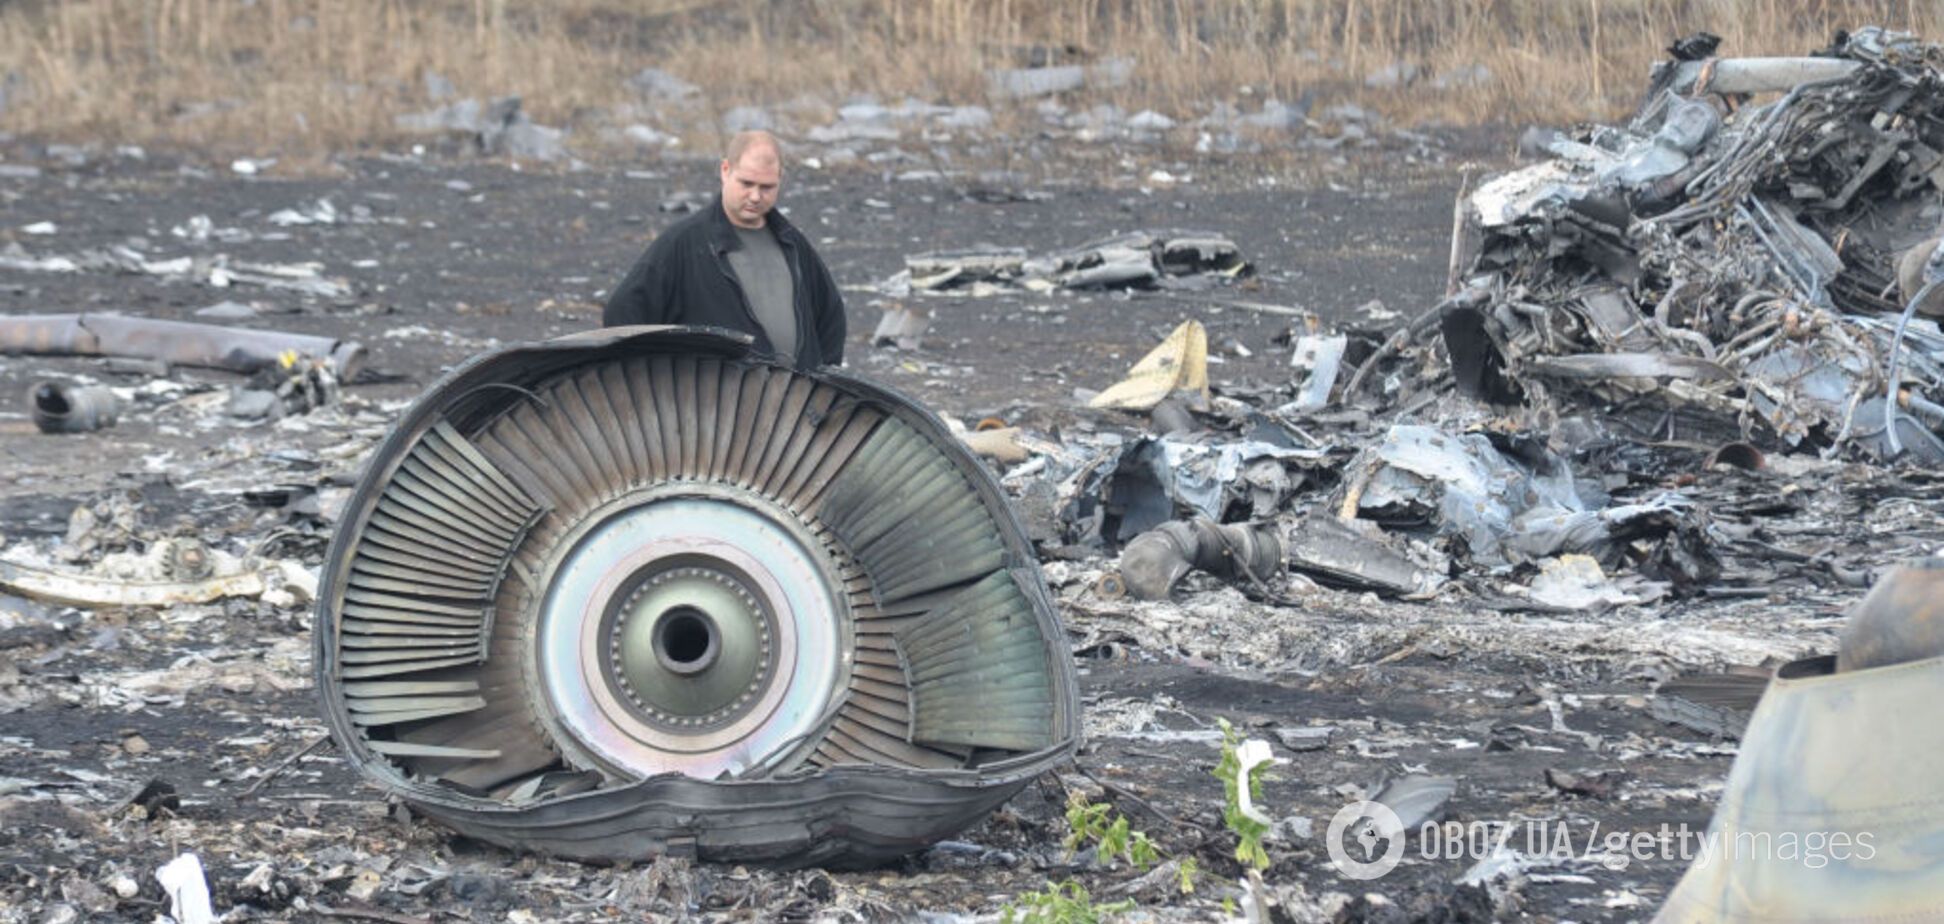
left=0, top=134, right=1911, bottom=922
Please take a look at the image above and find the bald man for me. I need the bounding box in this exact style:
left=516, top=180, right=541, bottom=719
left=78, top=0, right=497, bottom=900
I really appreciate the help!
left=603, top=131, right=847, bottom=367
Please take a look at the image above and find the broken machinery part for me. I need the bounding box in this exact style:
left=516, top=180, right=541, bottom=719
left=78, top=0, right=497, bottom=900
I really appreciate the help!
left=312, top=325, right=1081, bottom=865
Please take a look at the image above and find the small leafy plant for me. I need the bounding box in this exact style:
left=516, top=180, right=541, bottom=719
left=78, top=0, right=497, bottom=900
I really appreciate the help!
left=1064, top=792, right=1161, bottom=870
left=1001, top=880, right=1135, bottom=924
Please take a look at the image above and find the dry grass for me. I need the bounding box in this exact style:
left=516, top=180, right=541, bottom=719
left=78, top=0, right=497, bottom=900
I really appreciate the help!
left=2, top=0, right=1940, bottom=159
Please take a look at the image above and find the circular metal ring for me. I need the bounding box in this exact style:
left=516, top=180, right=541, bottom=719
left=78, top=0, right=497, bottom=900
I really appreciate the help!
left=603, top=562, right=775, bottom=731
left=652, top=606, right=721, bottom=676
left=535, top=489, right=846, bottom=779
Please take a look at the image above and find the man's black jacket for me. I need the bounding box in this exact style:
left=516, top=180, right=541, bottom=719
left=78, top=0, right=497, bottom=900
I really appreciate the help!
left=602, top=195, right=847, bottom=367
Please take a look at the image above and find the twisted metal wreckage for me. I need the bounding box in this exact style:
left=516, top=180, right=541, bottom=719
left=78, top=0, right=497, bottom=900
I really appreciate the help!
left=1093, top=29, right=1944, bottom=610
left=1436, top=27, right=1944, bottom=463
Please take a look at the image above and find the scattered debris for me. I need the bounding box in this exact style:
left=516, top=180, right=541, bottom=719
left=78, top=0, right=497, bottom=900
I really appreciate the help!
left=890, top=230, right=1249, bottom=296
left=625, top=68, right=699, bottom=104
left=960, top=425, right=1029, bottom=464
left=1119, top=518, right=1279, bottom=601
left=1543, top=766, right=1625, bottom=799
left=1366, top=774, right=1457, bottom=832
left=0, top=241, right=351, bottom=297
left=987, top=56, right=1134, bottom=99
left=266, top=198, right=341, bottom=226
left=395, top=95, right=567, bottom=161
left=1287, top=334, right=1347, bottom=410
left=0, top=556, right=310, bottom=609
left=1279, top=512, right=1445, bottom=596
left=1649, top=667, right=1769, bottom=739
left=870, top=302, right=930, bottom=350
left=1526, top=555, right=1648, bottom=611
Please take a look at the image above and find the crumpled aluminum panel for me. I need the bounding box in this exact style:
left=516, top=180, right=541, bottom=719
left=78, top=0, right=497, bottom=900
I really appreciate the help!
left=313, top=326, right=1081, bottom=865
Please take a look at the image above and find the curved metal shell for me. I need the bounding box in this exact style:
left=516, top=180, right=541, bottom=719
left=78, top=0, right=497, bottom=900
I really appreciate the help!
left=313, top=327, right=1081, bottom=865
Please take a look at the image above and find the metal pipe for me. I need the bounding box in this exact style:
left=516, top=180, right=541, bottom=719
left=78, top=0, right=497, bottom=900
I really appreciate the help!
left=1666, top=57, right=1862, bottom=96
left=1117, top=518, right=1282, bottom=601
left=0, top=314, right=365, bottom=379
left=1884, top=280, right=1939, bottom=457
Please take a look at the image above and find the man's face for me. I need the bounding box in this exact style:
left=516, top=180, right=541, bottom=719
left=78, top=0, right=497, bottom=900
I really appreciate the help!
left=719, top=150, right=781, bottom=229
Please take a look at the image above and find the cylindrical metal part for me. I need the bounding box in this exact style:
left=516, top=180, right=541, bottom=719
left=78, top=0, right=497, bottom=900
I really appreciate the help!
left=1118, top=518, right=1283, bottom=601
left=29, top=381, right=120, bottom=433
left=1666, top=57, right=1861, bottom=96
left=0, top=313, right=365, bottom=379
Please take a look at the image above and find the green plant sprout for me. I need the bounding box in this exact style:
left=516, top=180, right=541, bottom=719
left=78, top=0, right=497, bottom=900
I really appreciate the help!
left=1001, top=880, right=1136, bottom=924
left=1064, top=792, right=1161, bottom=870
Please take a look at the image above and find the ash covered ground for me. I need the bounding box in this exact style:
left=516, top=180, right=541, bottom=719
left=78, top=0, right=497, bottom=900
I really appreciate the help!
left=0, top=124, right=1917, bottom=923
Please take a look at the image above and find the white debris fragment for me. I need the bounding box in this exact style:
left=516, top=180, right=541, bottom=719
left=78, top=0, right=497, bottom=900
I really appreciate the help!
left=1288, top=334, right=1348, bottom=409
left=107, top=656, right=306, bottom=702
left=21, top=221, right=56, bottom=235
left=155, top=853, right=217, bottom=924
left=623, top=124, right=679, bottom=148
left=267, top=198, right=339, bottom=226
left=230, top=157, right=275, bottom=176
left=626, top=67, right=699, bottom=103
left=1527, top=555, right=1644, bottom=610
left=261, top=560, right=319, bottom=609
left=0, top=245, right=77, bottom=273
left=987, top=56, right=1134, bottom=99
left=240, top=863, right=276, bottom=894
left=194, top=300, right=260, bottom=319
left=1233, top=738, right=1280, bottom=826
left=172, top=215, right=216, bottom=241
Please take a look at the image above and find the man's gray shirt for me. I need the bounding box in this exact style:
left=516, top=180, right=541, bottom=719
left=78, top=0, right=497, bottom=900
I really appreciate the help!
left=727, top=225, right=797, bottom=361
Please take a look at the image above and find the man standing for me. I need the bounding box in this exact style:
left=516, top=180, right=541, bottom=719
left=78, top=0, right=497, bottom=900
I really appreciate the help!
left=603, top=131, right=847, bottom=367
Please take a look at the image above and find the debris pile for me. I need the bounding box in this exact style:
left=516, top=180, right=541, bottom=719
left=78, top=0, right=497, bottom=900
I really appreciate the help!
left=395, top=95, right=567, bottom=162
left=952, top=33, right=1944, bottom=619
left=0, top=243, right=351, bottom=299
left=1427, top=28, right=1944, bottom=463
